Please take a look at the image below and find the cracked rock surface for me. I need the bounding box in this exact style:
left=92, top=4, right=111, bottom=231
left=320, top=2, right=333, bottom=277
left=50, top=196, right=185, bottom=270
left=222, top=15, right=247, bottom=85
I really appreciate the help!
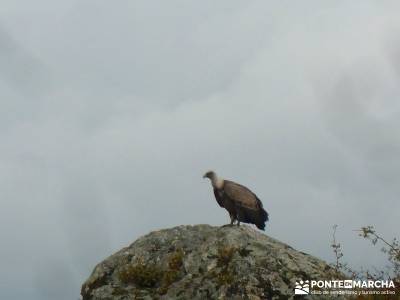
left=81, top=224, right=344, bottom=299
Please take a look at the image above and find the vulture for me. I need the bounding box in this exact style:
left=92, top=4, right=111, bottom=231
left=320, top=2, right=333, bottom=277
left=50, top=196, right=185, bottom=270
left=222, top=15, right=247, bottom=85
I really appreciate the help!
left=203, top=170, right=269, bottom=230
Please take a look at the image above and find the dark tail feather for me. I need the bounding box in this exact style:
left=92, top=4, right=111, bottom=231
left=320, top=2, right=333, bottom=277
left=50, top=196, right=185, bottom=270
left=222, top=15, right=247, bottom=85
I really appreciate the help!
left=256, top=208, right=269, bottom=231
left=237, top=206, right=269, bottom=231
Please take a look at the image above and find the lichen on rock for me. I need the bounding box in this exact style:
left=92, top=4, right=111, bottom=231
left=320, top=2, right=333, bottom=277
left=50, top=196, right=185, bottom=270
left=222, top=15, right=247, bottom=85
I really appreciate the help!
left=81, top=224, right=344, bottom=299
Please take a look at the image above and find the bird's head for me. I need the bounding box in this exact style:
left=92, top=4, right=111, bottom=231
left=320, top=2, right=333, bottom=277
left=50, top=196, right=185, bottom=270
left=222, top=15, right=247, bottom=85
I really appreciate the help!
left=203, top=170, right=216, bottom=180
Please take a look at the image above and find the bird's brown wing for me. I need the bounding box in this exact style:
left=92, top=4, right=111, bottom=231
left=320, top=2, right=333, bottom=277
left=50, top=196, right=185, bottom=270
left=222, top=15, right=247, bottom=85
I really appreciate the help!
left=223, top=180, right=269, bottom=230
left=222, top=180, right=259, bottom=210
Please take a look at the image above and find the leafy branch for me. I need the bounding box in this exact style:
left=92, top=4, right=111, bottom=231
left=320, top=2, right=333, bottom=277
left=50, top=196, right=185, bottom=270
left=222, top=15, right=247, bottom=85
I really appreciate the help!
left=331, top=224, right=343, bottom=273
left=330, top=225, right=400, bottom=282
left=355, top=226, right=400, bottom=280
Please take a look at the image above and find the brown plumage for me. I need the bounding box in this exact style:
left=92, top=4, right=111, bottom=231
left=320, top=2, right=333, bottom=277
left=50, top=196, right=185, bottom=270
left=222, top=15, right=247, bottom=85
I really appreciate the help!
left=203, top=171, right=269, bottom=230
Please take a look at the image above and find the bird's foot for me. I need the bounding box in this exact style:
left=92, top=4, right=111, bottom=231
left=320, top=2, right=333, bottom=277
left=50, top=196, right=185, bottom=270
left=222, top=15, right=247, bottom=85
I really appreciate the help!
left=221, top=224, right=234, bottom=228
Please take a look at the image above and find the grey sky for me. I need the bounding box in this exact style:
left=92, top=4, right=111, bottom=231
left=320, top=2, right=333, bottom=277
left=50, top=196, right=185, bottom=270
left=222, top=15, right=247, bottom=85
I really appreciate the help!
left=1, top=1, right=400, bottom=299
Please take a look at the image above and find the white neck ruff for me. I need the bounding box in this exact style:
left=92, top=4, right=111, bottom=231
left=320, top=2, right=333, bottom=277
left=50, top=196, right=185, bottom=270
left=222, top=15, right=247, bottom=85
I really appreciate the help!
left=212, top=177, right=224, bottom=189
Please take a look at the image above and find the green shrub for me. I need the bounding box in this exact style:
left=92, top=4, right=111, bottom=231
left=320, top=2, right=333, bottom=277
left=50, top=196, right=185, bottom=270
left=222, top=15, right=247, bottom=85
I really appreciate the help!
left=118, top=262, right=163, bottom=288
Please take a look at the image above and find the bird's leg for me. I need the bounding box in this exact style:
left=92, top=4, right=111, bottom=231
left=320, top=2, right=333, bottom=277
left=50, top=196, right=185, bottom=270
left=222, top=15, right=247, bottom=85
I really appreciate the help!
left=236, top=221, right=240, bottom=226
left=230, top=214, right=236, bottom=226
left=221, top=213, right=235, bottom=227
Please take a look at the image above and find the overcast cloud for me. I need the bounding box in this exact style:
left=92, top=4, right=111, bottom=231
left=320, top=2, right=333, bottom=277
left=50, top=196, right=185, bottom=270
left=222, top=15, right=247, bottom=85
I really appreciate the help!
left=1, top=1, right=400, bottom=299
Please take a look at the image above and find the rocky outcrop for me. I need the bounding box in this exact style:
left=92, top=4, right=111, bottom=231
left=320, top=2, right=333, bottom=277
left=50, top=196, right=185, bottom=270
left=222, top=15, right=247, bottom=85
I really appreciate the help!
left=81, top=224, right=342, bottom=299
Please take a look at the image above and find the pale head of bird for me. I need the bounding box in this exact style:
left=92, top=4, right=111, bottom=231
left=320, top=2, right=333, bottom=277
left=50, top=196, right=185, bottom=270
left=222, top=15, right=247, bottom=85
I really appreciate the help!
left=203, top=170, right=224, bottom=188
left=203, top=170, right=216, bottom=180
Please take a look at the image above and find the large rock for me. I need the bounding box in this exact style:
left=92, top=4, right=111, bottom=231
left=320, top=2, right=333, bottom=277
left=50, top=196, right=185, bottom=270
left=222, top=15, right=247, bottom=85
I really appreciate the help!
left=81, top=224, right=342, bottom=299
